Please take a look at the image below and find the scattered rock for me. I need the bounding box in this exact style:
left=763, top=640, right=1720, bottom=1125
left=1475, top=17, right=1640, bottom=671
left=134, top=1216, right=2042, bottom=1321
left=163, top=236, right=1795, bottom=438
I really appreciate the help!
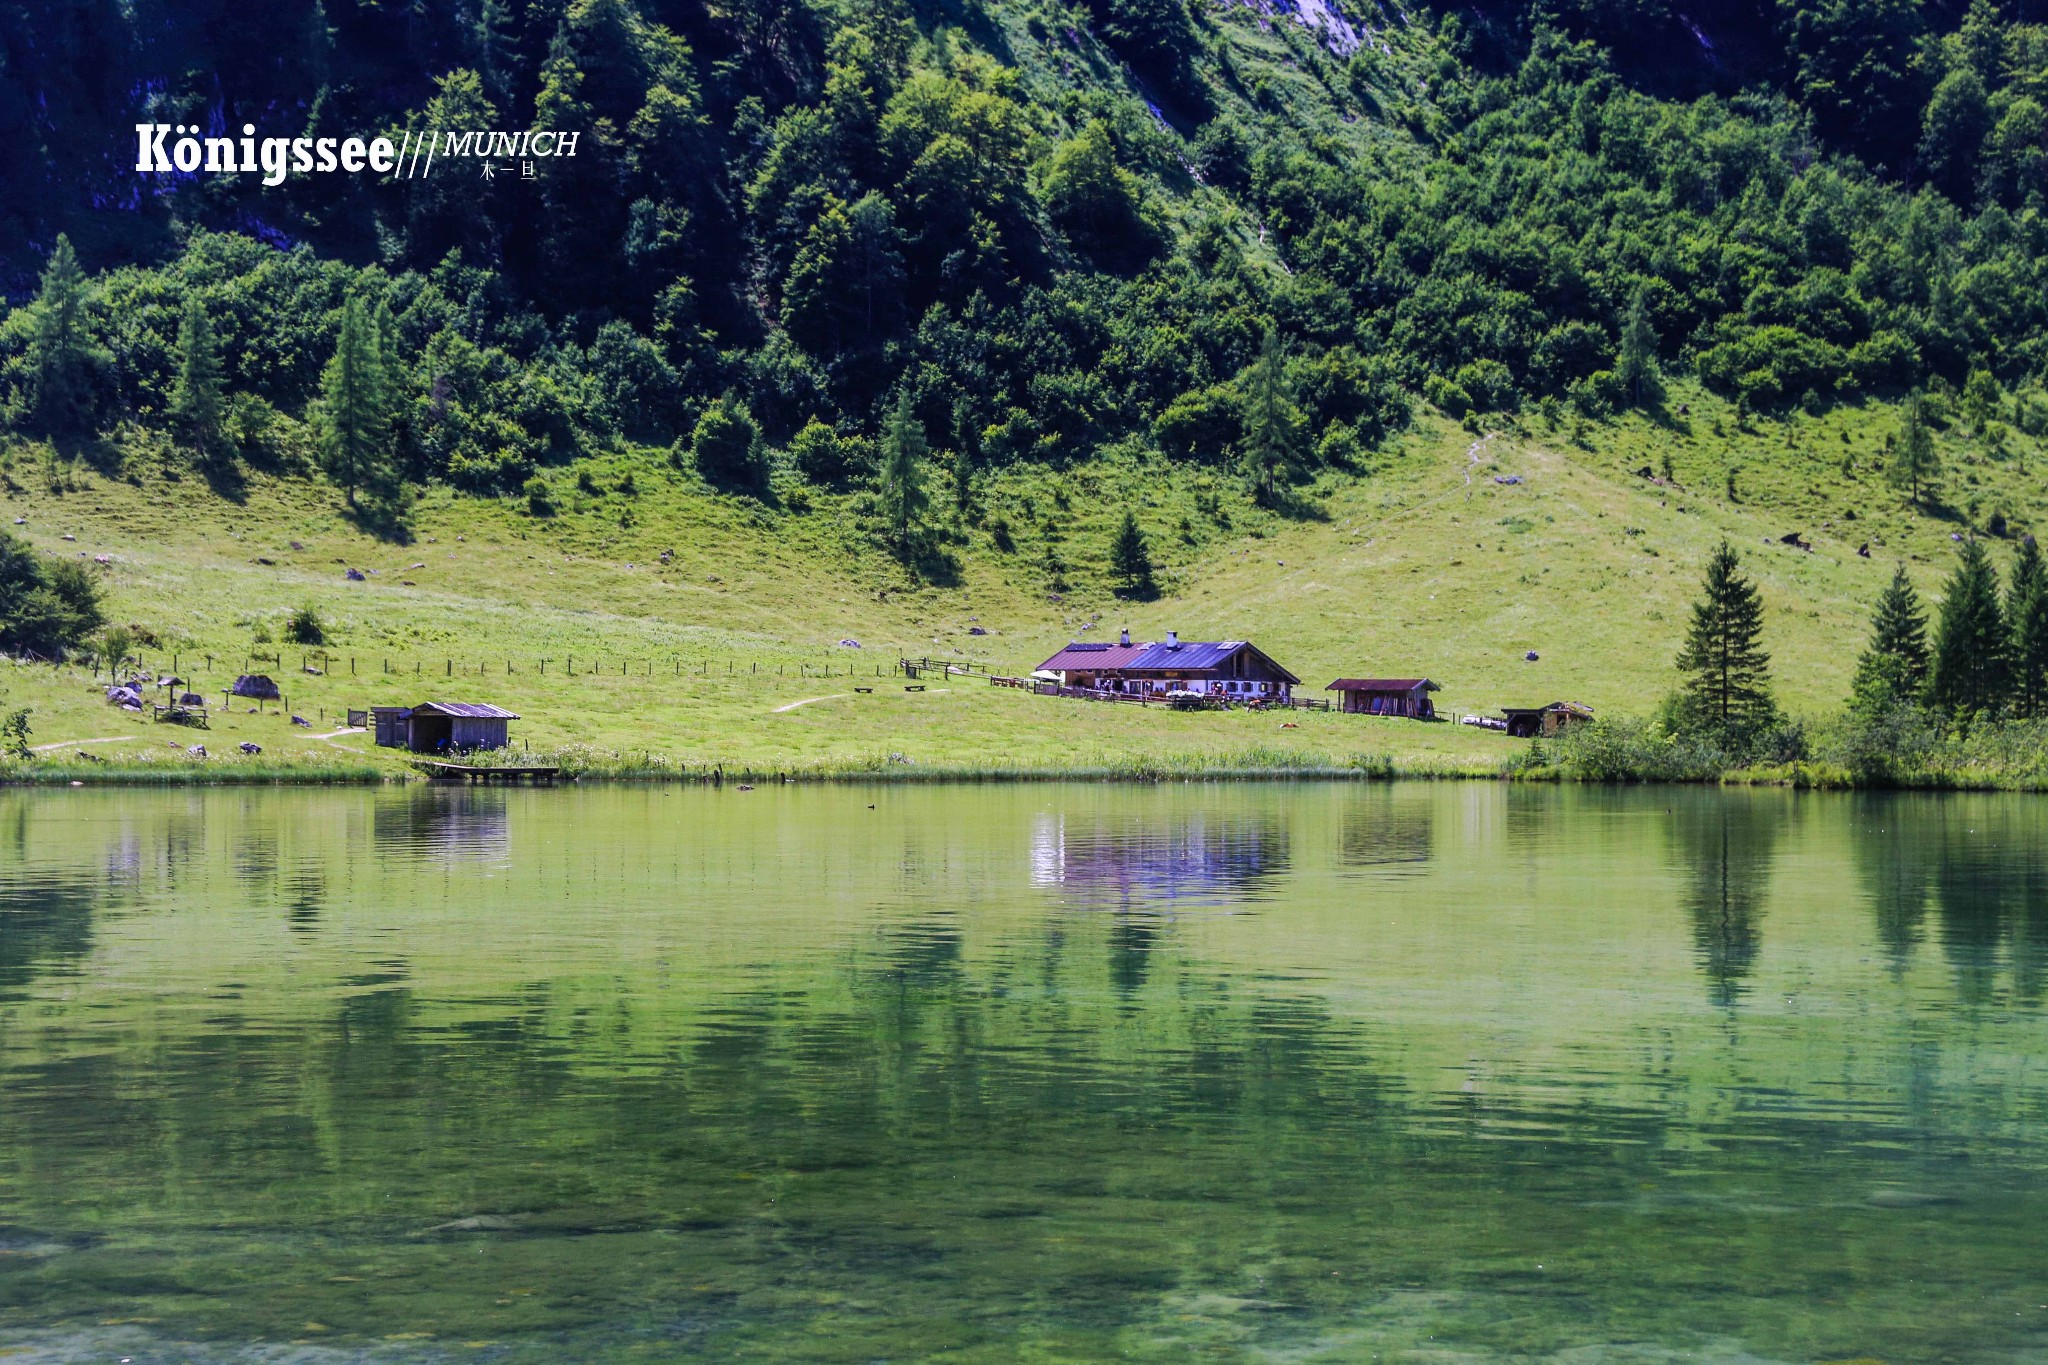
left=736, top=783, right=755, bottom=791
left=253, top=556, right=275, bottom=566
left=289, top=541, right=304, bottom=551
left=60, top=534, right=75, bottom=541
left=186, top=744, right=207, bottom=759
left=1494, top=474, right=1522, bottom=485
left=345, top=567, right=366, bottom=581
left=291, top=715, right=312, bottom=727
left=968, top=626, right=988, bottom=636
left=839, top=638, right=862, bottom=649
left=239, top=742, right=262, bottom=755
left=1524, top=650, right=1539, bottom=662
left=1634, top=465, right=1654, bottom=478
left=1857, top=543, right=1871, bottom=558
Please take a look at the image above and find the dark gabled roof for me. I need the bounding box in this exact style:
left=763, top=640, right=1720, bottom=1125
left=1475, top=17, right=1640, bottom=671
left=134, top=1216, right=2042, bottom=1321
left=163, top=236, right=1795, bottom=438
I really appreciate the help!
left=1501, top=700, right=1594, bottom=717
left=1326, top=678, right=1440, bottom=692
left=409, top=701, right=520, bottom=719
left=1040, top=642, right=1149, bottom=672
left=1038, top=639, right=1301, bottom=685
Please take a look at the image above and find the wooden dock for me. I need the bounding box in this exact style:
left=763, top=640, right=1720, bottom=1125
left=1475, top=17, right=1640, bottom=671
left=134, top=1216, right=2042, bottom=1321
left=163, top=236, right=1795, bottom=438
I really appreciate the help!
left=414, top=759, right=561, bottom=783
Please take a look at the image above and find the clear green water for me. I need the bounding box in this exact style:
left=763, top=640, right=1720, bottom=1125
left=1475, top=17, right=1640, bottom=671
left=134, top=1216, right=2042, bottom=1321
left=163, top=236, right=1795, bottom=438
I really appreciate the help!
left=2, top=784, right=2047, bottom=1363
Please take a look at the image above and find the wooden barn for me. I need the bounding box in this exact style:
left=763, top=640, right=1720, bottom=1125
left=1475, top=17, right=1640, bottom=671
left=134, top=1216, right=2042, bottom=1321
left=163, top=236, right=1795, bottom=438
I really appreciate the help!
left=1326, top=678, right=1440, bottom=719
left=1502, top=701, right=1594, bottom=738
left=1037, top=630, right=1301, bottom=701
left=371, top=701, right=520, bottom=753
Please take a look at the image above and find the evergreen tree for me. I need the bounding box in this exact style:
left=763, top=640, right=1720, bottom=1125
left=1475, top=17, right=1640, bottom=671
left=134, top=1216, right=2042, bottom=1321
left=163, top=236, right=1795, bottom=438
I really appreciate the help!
left=1889, top=392, right=1939, bottom=506
left=1675, top=540, right=1776, bottom=735
left=949, top=397, right=977, bottom=518
left=24, top=235, right=105, bottom=434
left=1616, top=286, right=1661, bottom=407
left=1850, top=562, right=1931, bottom=710
left=1241, top=329, right=1302, bottom=507
left=1928, top=538, right=2009, bottom=715
left=2008, top=536, right=2048, bottom=717
left=1109, top=508, right=1158, bottom=600
left=168, top=293, right=226, bottom=466
left=373, top=299, right=410, bottom=470
left=317, top=298, right=394, bottom=509
left=877, top=391, right=929, bottom=559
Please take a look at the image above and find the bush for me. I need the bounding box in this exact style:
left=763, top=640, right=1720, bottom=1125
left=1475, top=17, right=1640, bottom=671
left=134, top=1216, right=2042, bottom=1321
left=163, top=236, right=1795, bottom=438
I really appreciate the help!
left=523, top=476, right=555, bottom=516
left=0, top=529, right=104, bottom=658
left=283, top=605, right=326, bottom=645
left=690, top=395, right=767, bottom=491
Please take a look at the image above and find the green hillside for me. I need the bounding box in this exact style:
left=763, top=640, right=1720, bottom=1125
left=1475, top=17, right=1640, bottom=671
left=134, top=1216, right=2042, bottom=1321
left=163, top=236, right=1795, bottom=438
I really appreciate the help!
left=4, top=0, right=2048, bottom=778
left=5, top=375, right=2044, bottom=777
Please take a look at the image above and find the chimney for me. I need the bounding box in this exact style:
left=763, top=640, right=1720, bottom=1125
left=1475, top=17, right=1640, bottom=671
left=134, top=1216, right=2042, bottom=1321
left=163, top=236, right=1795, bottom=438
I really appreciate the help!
left=1167, top=630, right=1179, bottom=648
left=1119, top=627, right=1131, bottom=647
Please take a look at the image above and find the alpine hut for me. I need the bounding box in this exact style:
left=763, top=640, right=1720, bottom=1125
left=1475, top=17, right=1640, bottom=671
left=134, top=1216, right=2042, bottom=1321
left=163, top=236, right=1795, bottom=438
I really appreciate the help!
left=1501, top=700, right=1594, bottom=738
left=370, top=701, right=520, bottom=753
left=1036, top=630, right=1300, bottom=701
left=1325, top=677, right=1440, bottom=718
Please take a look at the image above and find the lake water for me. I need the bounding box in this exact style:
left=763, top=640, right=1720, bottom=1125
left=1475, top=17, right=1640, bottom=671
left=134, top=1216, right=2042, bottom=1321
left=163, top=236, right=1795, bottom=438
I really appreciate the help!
left=2, top=783, right=2047, bottom=1363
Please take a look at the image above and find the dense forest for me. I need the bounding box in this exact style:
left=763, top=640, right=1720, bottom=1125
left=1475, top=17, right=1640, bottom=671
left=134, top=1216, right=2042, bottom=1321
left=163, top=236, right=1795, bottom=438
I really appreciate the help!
left=2, top=0, right=2048, bottom=530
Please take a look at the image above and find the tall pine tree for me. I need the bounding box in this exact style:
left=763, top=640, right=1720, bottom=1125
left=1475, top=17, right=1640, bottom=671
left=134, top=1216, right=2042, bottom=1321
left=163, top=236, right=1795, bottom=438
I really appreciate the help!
left=1928, top=538, right=2009, bottom=716
left=2010, top=536, right=2048, bottom=718
left=1851, top=562, right=1932, bottom=710
left=168, top=294, right=226, bottom=466
left=1616, top=286, right=1661, bottom=408
left=1675, top=540, right=1775, bottom=735
left=1240, top=329, right=1302, bottom=507
left=317, top=298, right=393, bottom=509
left=25, top=235, right=105, bottom=434
left=877, top=391, right=929, bottom=561
left=1110, top=508, right=1158, bottom=600
left=1889, top=392, right=1939, bottom=507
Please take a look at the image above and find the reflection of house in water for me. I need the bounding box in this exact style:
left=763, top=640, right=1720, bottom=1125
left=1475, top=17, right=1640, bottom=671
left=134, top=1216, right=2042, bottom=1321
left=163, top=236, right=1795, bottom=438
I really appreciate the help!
left=1030, top=810, right=1289, bottom=909
left=373, top=788, right=513, bottom=865
left=1340, top=795, right=1434, bottom=875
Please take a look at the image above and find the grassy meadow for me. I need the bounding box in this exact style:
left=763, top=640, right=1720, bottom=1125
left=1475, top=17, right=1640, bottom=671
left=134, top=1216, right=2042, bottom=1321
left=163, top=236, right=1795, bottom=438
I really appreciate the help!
left=3, top=381, right=2043, bottom=782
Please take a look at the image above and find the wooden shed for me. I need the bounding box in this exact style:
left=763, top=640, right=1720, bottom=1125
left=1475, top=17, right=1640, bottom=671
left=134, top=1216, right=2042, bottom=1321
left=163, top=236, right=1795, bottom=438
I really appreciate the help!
left=1502, top=701, right=1594, bottom=738
left=1326, top=678, right=1440, bottom=719
left=370, top=701, right=519, bottom=753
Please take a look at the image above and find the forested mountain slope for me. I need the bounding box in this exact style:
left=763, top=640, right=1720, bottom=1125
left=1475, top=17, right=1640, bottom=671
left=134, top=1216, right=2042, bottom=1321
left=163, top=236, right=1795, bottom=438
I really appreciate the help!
left=5, top=0, right=2047, bottom=509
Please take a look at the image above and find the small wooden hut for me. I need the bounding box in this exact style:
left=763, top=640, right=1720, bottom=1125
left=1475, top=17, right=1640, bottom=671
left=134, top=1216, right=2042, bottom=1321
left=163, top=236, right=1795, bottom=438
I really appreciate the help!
left=1502, top=701, right=1594, bottom=738
left=370, top=701, right=519, bottom=753
left=1326, top=678, right=1440, bottom=718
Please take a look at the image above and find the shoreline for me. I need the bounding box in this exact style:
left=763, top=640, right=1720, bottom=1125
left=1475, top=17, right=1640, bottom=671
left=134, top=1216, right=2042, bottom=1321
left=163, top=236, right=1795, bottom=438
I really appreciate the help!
left=7, top=756, right=2048, bottom=791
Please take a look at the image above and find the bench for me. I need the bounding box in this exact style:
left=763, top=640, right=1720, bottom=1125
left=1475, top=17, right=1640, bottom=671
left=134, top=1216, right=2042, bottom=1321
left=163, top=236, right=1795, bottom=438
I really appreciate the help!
left=904, top=685, right=925, bottom=692
left=854, top=686, right=873, bottom=694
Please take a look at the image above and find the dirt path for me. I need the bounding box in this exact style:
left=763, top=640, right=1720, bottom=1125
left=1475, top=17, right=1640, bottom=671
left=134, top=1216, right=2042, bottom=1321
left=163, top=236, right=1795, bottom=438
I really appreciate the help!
left=773, top=694, right=852, bottom=713
left=31, top=736, right=137, bottom=752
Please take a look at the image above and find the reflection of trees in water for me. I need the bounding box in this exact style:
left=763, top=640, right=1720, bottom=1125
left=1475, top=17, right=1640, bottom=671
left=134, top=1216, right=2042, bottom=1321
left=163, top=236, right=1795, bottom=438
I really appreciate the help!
left=1850, top=796, right=1933, bottom=970
left=1339, top=791, right=1433, bottom=875
left=0, top=870, right=102, bottom=1000
left=1849, top=798, right=2048, bottom=1004
left=1029, top=808, right=1289, bottom=911
left=1669, top=797, right=1785, bottom=1007
left=0, top=800, right=107, bottom=999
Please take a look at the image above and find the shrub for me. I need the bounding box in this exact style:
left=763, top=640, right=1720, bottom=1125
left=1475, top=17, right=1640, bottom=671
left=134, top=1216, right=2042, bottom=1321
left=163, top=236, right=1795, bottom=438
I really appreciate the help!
left=283, top=605, right=326, bottom=645
left=0, top=529, right=104, bottom=658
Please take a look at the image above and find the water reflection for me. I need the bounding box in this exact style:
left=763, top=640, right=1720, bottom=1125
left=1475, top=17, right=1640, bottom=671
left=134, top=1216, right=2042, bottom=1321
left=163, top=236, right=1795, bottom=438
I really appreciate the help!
left=1668, top=795, right=1784, bottom=1006
left=1850, top=797, right=2048, bottom=1005
left=1, top=787, right=2047, bottom=1363
left=1028, top=804, right=1288, bottom=910
left=371, top=787, right=513, bottom=865
left=1338, top=789, right=1433, bottom=874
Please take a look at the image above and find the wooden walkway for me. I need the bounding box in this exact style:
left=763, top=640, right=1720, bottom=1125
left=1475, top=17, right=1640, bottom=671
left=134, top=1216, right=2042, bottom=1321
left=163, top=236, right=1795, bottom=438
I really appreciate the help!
left=414, top=759, right=561, bottom=783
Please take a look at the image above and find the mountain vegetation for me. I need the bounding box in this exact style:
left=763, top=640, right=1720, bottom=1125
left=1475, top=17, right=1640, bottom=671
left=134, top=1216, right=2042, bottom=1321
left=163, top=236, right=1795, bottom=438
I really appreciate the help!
left=3, top=0, right=2046, bottom=537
